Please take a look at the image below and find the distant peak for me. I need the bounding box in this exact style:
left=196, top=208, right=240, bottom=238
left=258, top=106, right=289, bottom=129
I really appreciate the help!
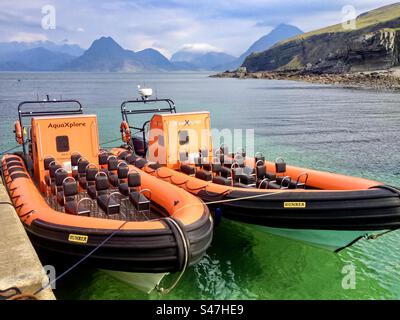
left=88, top=36, right=124, bottom=52
left=273, top=23, right=303, bottom=33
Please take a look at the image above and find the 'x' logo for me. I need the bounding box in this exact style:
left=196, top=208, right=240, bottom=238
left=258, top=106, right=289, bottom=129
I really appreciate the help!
left=184, top=120, right=190, bottom=126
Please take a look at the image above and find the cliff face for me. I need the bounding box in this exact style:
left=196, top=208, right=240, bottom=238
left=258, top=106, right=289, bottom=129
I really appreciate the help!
left=243, top=18, right=400, bottom=74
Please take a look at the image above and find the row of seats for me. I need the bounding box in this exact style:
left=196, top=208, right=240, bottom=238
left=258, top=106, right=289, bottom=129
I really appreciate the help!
left=178, top=149, right=308, bottom=189
left=43, top=153, right=150, bottom=216
left=179, top=150, right=256, bottom=187
left=256, top=158, right=308, bottom=190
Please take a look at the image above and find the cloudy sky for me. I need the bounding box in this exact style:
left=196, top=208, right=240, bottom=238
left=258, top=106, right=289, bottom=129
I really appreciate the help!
left=0, top=0, right=397, bottom=57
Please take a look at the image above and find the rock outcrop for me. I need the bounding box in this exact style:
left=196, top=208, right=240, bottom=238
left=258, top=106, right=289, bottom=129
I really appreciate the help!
left=243, top=13, right=400, bottom=74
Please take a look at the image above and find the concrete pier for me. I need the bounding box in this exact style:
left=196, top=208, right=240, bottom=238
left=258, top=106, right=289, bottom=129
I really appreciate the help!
left=0, top=179, right=55, bottom=300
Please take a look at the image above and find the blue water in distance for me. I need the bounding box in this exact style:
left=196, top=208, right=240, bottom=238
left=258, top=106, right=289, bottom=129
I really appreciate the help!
left=0, top=72, right=399, bottom=299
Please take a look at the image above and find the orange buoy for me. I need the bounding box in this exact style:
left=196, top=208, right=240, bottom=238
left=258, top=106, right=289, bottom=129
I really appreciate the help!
left=120, top=121, right=131, bottom=144
left=14, top=121, right=23, bottom=144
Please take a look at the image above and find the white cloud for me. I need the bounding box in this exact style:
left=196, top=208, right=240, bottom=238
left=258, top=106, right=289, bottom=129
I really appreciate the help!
left=180, top=43, right=222, bottom=53
left=0, top=0, right=398, bottom=56
left=9, top=32, right=48, bottom=42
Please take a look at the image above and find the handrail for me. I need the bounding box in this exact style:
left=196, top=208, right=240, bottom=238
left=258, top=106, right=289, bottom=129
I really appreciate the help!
left=120, top=98, right=176, bottom=121
left=17, top=98, right=84, bottom=156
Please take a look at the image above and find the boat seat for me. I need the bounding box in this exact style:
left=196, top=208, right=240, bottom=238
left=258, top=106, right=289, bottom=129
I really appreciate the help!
left=54, top=169, right=68, bottom=202
left=94, top=176, right=120, bottom=215
left=98, top=152, right=110, bottom=167
left=107, top=157, right=118, bottom=172
left=181, top=164, right=196, bottom=176
left=119, top=172, right=141, bottom=196
left=254, top=155, right=265, bottom=165
left=235, top=174, right=256, bottom=186
left=211, top=163, right=222, bottom=174
left=79, top=167, right=98, bottom=190
left=134, top=158, right=148, bottom=169
left=126, top=154, right=139, bottom=165
left=88, top=174, right=108, bottom=200
left=63, top=180, right=91, bottom=216
left=220, top=167, right=231, bottom=178
left=148, top=163, right=162, bottom=170
left=213, top=176, right=231, bottom=186
left=97, top=194, right=120, bottom=215
left=256, top=165, right=276, bottom=185
left=129, top=191, right=150, bottom=212
left=45, top=163, right=62, bottom=187
left=71, top=154, right=82, bottom=179
left=106, top=157, right=119, bottom=185
left=109, top=164, right=129, bottom=187
left=202, top=163, right=212, bottom=171
left=118, top=151, right=131, bottom=160
left=275, top=158, right=286, bottom=174
left=269, top=177, right=291, bottom=189
left=65, top=201, right=91, bottom=216
left=77, top=159, right=89, bottom=180
left=44, top=157, right=56, bottom=171
left=195, top=169, right=213, bottom=182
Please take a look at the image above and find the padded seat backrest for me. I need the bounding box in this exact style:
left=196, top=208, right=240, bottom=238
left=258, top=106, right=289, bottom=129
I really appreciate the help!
left=55, top=170, right=68, bottom=186
left=86, top=167, right=98, bottom=182
left=255, top=155, right=265, bottom=165
left=275, top=158, right=286, bottom=174
left=49, top=164, right=62, bottom=179
left=256, top=165, right=266, bottom=179
left=119, top=151, right=131, bottom=160
left=78, top=160, right=89, bottom=174
left=63, top=180, right=78, bottom=198
left=195, top=169, right=213, bottom=181
left=96, top=175, right=109, bottom=193
left=71, top=154, right=81, bottom=167
left=107, top=157, right=118, bottom=171
left=135, top=158, right=147, bottom=169
left=211, top=163, right=222, bottom=173
left=213, top=176, right=231, bottom=186
left=44, top=157, right=55, bottom=170
left=98, top=153, right=110, bottom=166
left=181, top=164, right=196, bottom=176
left=126, top=154, right=138, bottom=165
left=220, top=166, right=231, bottom=178
left=118, top=165, right=129, bottom=179
left=128, top=173, right=141, bottom=188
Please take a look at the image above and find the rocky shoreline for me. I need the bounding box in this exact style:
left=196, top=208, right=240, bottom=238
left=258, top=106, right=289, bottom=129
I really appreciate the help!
left=211, top=69, right=400, bottom=91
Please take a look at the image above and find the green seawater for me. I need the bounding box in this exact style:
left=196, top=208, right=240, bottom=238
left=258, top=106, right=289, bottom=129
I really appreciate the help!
left=0, top=72, right=399, bottom=299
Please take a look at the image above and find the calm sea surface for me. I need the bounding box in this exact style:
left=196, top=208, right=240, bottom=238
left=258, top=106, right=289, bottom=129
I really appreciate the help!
left=0, top=72, right=399, bottom=299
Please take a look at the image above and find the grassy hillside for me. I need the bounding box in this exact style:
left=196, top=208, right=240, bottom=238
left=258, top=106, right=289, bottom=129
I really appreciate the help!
left=282, top=2, right=400, bottom=43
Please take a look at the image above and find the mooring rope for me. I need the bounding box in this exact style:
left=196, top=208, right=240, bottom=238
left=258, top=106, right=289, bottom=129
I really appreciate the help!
left=32, top=220, right=129, bottom=297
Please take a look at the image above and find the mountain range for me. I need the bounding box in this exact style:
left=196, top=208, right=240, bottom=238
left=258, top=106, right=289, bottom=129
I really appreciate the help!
left=0, top=24, right=303, bottom=72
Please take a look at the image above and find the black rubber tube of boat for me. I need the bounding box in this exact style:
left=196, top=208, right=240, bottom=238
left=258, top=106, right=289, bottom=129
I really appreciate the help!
left=370, top=185, right=400, bottom=197
left=163, top=217, right=190, bottom=271
left=33, top=220, right=128, bottom=296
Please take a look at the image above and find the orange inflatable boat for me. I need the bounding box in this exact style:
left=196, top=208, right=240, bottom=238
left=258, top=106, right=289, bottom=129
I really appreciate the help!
left=112, top=96, right=400, bottom=251
left=1, top=99, right=213, bottom=273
